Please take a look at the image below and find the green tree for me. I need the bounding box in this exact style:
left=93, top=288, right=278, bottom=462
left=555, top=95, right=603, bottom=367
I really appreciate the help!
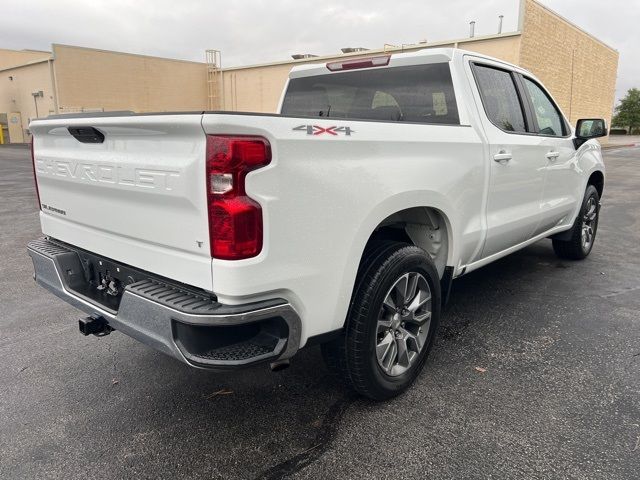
left=612, top=88, right=640, bottom=134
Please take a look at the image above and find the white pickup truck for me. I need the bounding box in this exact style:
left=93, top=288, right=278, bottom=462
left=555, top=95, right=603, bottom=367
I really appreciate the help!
left=28, top=48, right=606, bottom=400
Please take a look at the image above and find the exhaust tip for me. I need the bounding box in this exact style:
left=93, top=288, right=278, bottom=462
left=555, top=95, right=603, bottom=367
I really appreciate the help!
left=270, top=359, right=290, bottom=372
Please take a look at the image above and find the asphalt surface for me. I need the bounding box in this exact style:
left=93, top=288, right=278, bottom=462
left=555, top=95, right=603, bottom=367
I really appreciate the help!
left=1, top=144, right=639, bottom=479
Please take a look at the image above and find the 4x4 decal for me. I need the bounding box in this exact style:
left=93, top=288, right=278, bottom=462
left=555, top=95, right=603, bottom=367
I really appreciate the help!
left=293, top=125, right=354, bottom=136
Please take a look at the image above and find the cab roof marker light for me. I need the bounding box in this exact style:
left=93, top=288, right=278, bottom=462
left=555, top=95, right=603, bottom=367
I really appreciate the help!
left=326, top=55, right=391, bottom=72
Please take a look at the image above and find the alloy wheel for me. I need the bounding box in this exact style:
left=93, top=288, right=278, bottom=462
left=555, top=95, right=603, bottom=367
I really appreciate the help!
left=375, top=272, right=432, bottom=377
left=582, top=196, right=598, bottom=251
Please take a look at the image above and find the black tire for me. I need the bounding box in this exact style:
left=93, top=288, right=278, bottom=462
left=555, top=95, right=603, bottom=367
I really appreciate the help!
left=552, top=185, right=600, bottom=260
left=321, top=241, right=441, bottom=401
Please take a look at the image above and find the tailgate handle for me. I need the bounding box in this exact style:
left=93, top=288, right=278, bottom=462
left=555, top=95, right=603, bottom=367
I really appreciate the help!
left=68, top=126, right=105, bottom=144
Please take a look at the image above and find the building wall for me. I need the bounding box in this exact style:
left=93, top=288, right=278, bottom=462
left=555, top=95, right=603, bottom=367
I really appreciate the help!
left=222, top=63, right=295, bottom=112
left=0, top=48, right=50, bottom=70
left=221, top=34, right=522, bottom=113
left=52, top=44, right=208, bottom=113
left=0, top=61, right=55, bottom=142
left=519, top=0, right=619, bottom=128
left=453, top=35, right=521, bottom=64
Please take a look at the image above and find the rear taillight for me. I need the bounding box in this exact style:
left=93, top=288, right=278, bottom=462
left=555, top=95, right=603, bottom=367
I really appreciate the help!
left=31, top=136, right=41, bottom=210
left=206, top=135, right=271, bottom=260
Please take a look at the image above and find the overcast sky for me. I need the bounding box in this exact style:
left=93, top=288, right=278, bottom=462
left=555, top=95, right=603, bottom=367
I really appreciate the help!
left=1, top=0, right=637, bottom=103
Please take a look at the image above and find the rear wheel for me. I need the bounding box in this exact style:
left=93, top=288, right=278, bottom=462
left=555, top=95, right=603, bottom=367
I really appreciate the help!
left=552, top=185, right=600, bottom=260
left=321, top=242, right=441, bottom=400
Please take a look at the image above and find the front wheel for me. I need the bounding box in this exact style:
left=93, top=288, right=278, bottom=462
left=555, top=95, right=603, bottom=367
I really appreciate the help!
left=321, top=242, right=441, bottom=400
left=552, top=185, right=600, bottom=260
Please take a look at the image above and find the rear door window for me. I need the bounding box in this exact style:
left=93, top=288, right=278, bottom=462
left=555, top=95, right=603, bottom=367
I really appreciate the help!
left=281, top=63, right=460, bottom=125
left=473, top=64, right=527, bottom=133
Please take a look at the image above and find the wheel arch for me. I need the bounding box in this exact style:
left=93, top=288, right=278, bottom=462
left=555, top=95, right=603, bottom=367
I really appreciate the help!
left=350, top=192, right=457, bottom=267
left=364, top=206, right=453, bottom=279
left=327, top=192, right=458, bottom=333
left=587, top=169, right=604, bottom=198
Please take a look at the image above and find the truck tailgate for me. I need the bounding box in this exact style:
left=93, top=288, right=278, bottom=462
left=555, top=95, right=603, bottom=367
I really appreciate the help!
left=29, top=114, right=213, bottom=291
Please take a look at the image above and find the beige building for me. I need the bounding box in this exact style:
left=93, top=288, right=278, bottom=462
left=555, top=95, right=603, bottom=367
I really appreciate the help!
left=0, top=0, right=618, bottom=144
left=0, top=44, right=207, bottom=143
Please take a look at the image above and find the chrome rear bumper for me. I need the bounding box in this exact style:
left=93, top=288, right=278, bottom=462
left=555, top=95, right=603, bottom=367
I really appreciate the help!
left=27, top=238, right=301, bottom=369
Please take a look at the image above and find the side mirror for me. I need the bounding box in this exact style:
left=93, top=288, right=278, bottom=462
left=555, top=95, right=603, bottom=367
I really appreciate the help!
left=574, top=118, right=607, bottom=148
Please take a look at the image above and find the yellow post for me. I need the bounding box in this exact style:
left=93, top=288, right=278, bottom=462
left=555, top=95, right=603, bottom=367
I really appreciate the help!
left=0, top=126, right=4, bottom=145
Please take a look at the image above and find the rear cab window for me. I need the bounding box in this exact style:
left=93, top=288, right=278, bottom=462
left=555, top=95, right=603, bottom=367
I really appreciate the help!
left=281, top=63, right=460, bottom=125
left=472, top=63, right=527, bottom=133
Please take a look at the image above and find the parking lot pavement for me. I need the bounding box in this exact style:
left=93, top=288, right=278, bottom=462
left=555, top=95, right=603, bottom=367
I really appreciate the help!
left=605, top=135, right=640, bottom=147
left=1, top=144, right=639, bottom=479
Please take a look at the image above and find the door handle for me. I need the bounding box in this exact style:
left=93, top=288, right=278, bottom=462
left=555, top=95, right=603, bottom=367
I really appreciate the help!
left=546, top=151, right=560, bottom=160
left=493, top=150, right=512, bottom=164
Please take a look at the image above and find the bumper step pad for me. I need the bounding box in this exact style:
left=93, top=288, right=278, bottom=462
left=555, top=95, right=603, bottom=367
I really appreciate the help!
left=127, top=278, right=221, bottom=314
